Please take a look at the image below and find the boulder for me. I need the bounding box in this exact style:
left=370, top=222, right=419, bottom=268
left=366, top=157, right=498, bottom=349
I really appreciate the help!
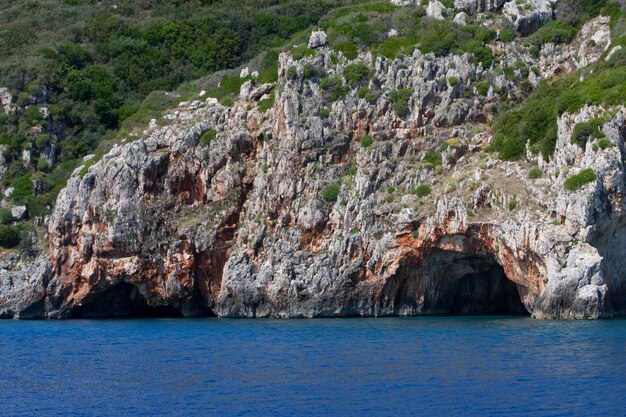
left=308, top=30, right=328, bottom=49
left=11, top=206, right=27, bottom=221
left=426, top=0, right=446, bottom=20
left=454, top=12, right=468, bottom=25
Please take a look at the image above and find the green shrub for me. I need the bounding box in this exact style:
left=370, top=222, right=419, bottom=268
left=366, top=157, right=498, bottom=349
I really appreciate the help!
left=564, top=168, right=597, bottom=191
left=597, top=138, right=615, bottom=150
left=287, top=66, right=298, bottom=80
left=258, top=50, right=280, bottom=84
left=571, top=118, right=606, bottom=147
left=34, top=134, right=50, bottom=151
left=376, top=36, right=416, bottom=59
left=205, top=75, right=250, bottom=106
left=320, top=77, right=349, bottom=101
left=528, top=167, right=543, bottom=179
left=508, top=200, right=518, bottom=211
left=424, top=149, right=442, bottom=167
left=0, top=225, right=20, bottom=248
left=318, top=107, right=331, bottom=118
left=493, top=49, right=626, bottom=160
left=464, top=41, right=494, bottom=68
left=589, top=117, right=606, bottom=138
left=448, top=76, right=459, bottom=87
left=530, top=20, right=577, bottom=47
left=363, top=2, right=397, bottom=12
left=36, top=157, right=50, bottom=172
left=359, top=135, right=374, bottom=148
left=303, top=64, right=321, bottom=80
left=291, top=45, right=315, bottom=60
left=387, top=186, right=395, bottom=194
left=22, top=107, right=44, bottom=126
left=343, top=62, right=370, bottom=87
left=500, top=29, right=515, bottom=42
left=200, top=129, right=217, bottom=146
left=10, top=175, right=33, bottom=204
left=529, top=44, right=540, bottom=58
left=221, top=96, right=234, bottom=107
left=475, top=80, right=490, bottom=96
left=502, top=66, right=516, bottom=81
left=390, top=89, right=413, bottom=117
left=411, top=184, right=431, bottom=197
left=336, top=41, right=358, bottom=60
left=571, top=122, right=593, bottom=147
left=322, top=183, right=341, bottom=202
left=358, top=87, right=376, bottom=104
left=0, top=208, right=12, bottom=225
left=258, top=93, right=275, bottom=112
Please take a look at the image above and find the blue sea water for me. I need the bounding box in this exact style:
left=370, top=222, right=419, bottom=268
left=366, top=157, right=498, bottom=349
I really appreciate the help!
left=0, top=317, right=625, bottom=417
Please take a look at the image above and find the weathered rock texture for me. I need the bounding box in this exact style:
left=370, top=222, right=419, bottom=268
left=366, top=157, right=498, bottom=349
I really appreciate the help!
left=0, top=87, right=16, bottom=114
left=454, top=0, right=510, bottom=15
left=0, top=10, right=624, bottom=320
left=503, top=0, right=555, bottom=35
left=540, top=16, right=613, bottom=78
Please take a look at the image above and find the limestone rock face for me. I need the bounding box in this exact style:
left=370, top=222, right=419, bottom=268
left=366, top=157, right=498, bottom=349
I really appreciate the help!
left=539, top=16, right=612, bottom=78
left=452, top=0, right=554, bottom=35
left=503, top=0, right=555, bottom=35
left=0, top=14, right=623, bottom=320
left=0, top=254, right=50, bottom=319
left=390, top=0, right=422, bottom=5
left=44, top=99, right=252, bottom=318
left=454, top=0, right=510, bottom=15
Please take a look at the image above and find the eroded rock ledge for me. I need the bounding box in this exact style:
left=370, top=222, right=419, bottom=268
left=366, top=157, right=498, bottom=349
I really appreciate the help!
left=1, top=15, right=624, bottom=320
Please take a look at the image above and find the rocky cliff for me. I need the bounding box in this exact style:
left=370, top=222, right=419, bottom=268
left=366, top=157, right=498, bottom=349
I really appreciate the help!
left=0, top=2, right=624, bottom=319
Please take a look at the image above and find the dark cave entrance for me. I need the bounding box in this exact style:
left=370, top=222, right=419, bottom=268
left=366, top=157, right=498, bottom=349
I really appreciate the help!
left=391, top=248, right=529, bottom=316
left=69, top=282, right=185, bottom=319
left=444, top=262, right=527, bottom=315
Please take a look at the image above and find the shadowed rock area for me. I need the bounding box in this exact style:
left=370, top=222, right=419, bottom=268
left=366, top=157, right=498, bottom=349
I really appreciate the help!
left=387, top=248, right=528, bottom=315
left=69, top=283, right=188, bottom=319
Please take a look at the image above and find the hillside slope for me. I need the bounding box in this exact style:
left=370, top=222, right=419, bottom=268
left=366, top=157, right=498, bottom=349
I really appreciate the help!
left=1, top=0, right=626, bottom=319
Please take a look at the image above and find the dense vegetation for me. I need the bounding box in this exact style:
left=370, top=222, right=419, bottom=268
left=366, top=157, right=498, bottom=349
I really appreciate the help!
left=320, top=2, right=497, bottom=66
left=0, top=0, right=363, bottom=221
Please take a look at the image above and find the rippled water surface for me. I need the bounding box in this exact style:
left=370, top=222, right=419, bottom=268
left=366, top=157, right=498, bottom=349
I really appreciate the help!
left=1, top=317, right=625, bottom=416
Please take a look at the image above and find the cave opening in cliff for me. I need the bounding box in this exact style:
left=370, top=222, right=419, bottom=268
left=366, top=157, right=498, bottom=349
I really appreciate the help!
left=69, top=282, right=185, bottom=319
left=391, top=248, right=529, bottom=316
